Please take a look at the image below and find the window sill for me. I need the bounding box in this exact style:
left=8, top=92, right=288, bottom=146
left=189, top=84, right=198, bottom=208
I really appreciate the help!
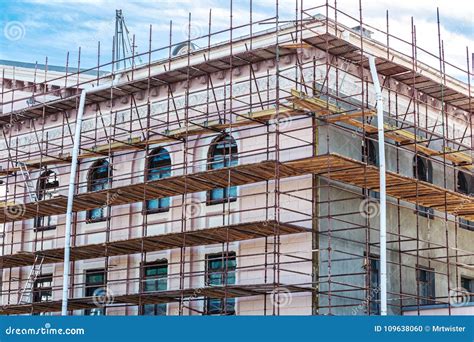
left=86, top=218, right=108, bottom=224
left=206, top=198, right=237, bottom=206
left=34, top=225, right=56, bottom=232
left=144, top=208, right=170, bottom=215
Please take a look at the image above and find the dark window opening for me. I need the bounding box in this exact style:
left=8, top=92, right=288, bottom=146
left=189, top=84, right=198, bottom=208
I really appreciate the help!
left=362, top=138, right=380, bottom=199
left=461, top=277, right=473, bottom=303
left=85, top=269, right=106, bottom=316
left=417, top=267, right=435, bottom=305
left=367, top=255, right=380, bottom=315
left=457, top=171, right=474, bottom=230
left=34, top=170, right=58, bottom=231
left=413, top=155, right=434, bottom=219
left=86, top=160, right=111, bottom=222
left=207, top=135, right=238, bottom=205
left=145, top=148, right=171, bottom=214
left=362, top=138, right=378, bottom=166
left=205, top=252, right=236, bottom=315
left=33, top=274, right=53, bottom=303
left=141, top=260, right=168, bottom=315
left=32, top=273, right=53, bottom=316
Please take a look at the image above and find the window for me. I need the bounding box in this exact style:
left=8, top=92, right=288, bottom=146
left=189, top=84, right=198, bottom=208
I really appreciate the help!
left=205, top=252, right=236, bottom=315
left=33, top=273, right=53, bottom=316
left=207, top=135, right=238, bottom=205
left=145, top=148, right=171, bottom=213
left=34, top=170, right=59, bottom=230
left=141, top=260, right=168, bottom=315
left=461, top=277, right=473, bottom=303
left=457, top=171, right=474, bottom=230
left=417, top=267, right=435, bottom=305
left=413, top=155, right=434, bottom=218
left=362, top=138, right=378, bottom=166
left=368, top=255, right=380, bottom=315
left=85, top=269, right=106, bottom=316
left=87, top=160, right=111, bottom=222
left=362, top=138, right=379, bottom=199
left=33, top=274, right=53, bottom=303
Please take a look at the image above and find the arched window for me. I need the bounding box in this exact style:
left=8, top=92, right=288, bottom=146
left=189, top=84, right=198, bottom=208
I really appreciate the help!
left=207, top=134, right=238, bottom=204
left=87, top=159, right=111, bottom=222
left=413, top=155, right=434, bottom=218
left=362, top=138, right=378, bottom=166
left=146, top=148, right=171, bottom=213
left=35, top=170, right=59, bottom=230
left=457, top=171, right=474, bottom=231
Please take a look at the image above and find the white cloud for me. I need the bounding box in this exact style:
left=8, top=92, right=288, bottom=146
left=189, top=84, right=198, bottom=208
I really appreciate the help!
left=2, top=0, right=472, bottom=81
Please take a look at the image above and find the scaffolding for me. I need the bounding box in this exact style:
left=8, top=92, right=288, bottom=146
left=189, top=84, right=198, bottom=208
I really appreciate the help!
left=0, top=1, right=472, bottom=316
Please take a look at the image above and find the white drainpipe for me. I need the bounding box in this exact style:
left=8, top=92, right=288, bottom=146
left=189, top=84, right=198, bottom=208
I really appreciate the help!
left=368, top=55, right=387, bottom=316
left=61, top=75, right=121, bottom=316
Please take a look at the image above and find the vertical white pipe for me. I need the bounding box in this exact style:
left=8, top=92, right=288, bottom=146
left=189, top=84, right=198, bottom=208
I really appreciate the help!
left=61, top=79, right=119, bottom=316
left=368, top=55, right=387, bottom=316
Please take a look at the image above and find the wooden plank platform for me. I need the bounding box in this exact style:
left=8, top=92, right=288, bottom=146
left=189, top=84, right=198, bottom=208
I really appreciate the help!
left=302, top=29, right=472, bottom=113
left=0, top=221, right=308, bottom=268
left=287, top=154, right=474, bottom=220
left=0, top=159, right=299, bottom=223
left=290, top=90, right=472, bottom=170
left=1, top=154, right=472, bottom=224
left=0, top=283, right=311, bottom=315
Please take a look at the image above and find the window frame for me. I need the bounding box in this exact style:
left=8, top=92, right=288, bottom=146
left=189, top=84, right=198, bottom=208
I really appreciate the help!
left=140, top=259, right=168, bottom=315
left=413, top=155, right=434, bottom=219
left=86, top=160, right=111, bottom=223
left=33, top=273, right=53, bottom=303
left=34, top=170, right=59, bottom=231
left=144, top=148, right=172, bottom=214
left=205, top=251, right=236, bottom=315
left=456, top=171, right=474, bottom=230
left=206, top=134, right=238, bottom=206
left=416, top=266, right=435, bottom=305
left=84, top=268, right=107, bottom=316
left=461, top=277, right=473, bottom=303
left=367, top=254, right=380, bottom=315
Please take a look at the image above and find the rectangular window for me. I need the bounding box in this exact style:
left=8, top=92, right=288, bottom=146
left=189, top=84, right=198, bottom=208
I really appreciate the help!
left=33, top=274, right=53, bottom=303
left=33, top=274, right=53, bottom=316
left=461, top=277, right=473, bottom=303
left=141, top=261, right=168, bottom=315
left=85, top=269, right=106, bottom=316
left=368, top=256, right=380, bottom=315
left=417, top=205, right=434, bottom=219
left=417, top=267, right=435, bottom=305
left=34, top=215, right=57, bottom=231
left=459, top=218, right=474, bottom=231
left=205, top=252, right=236, bottom=315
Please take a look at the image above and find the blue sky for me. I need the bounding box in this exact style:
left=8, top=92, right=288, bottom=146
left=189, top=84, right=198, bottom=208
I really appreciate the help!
left=0, top=0, right=472, bottom=79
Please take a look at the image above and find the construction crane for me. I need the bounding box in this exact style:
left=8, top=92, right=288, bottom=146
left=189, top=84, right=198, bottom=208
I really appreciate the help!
left=114, top=9, right=142, bottom=70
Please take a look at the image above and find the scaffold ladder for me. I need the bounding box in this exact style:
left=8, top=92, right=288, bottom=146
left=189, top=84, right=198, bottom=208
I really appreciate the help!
left=17, top=255, right=45, bottom=304
left=16, top=161, right=37, bottom=202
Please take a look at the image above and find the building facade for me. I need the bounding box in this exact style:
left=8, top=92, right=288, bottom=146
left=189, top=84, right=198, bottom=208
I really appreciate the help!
left=0, top=4, right=472, bottom=316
